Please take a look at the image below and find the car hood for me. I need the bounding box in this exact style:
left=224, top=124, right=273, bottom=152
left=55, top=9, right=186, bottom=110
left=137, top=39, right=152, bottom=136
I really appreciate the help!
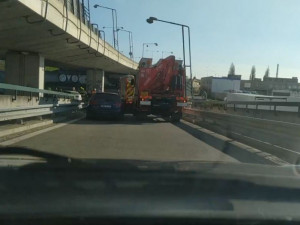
left=1, top=147, right=300, bottom=188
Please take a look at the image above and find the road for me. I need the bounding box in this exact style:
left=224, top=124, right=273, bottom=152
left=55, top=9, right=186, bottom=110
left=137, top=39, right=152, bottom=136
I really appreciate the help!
left=8, top=116, right=238, bottom=163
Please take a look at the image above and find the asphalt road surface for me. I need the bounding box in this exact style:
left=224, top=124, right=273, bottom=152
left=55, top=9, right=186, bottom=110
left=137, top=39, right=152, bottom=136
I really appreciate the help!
left=9, top=116, right=238, bottom=163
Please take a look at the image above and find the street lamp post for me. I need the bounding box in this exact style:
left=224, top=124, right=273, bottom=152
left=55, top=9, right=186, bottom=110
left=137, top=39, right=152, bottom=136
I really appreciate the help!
left=142, top=42, right=158, bottom=58
left=103, top=26, right=123, bottom=46
left=162, top=51, right=173, bottom=59
left=94, top=4, right=118, bottom=49
left=117, top=28, right=134, bottom=59
left=146, top=17, right=193, bottom=98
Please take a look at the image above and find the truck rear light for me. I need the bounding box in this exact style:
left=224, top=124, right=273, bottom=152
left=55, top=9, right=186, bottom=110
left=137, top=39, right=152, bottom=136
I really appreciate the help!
left=176, top=96, right=186, bottom=102
left=140, top=95, right=152, bottom=100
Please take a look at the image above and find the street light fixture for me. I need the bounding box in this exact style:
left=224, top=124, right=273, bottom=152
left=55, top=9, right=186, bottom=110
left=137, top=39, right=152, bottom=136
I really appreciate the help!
left=117, top=28, right=134, bottom=59
left=94, top=4, right=119, bottom=49
left=142, top=42, right=158, bottom=57
left=146, top=16, right=193, bottom=98
left=162, top=51, right=173, bottom=59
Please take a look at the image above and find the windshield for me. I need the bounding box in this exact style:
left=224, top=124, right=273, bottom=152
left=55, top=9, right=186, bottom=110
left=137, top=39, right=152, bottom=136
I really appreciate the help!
left=1, top=0, right=300, bottom=223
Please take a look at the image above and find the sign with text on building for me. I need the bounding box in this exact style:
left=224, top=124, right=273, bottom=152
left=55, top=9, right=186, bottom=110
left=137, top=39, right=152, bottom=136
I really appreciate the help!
left=58, top=74, right=86, bottom=84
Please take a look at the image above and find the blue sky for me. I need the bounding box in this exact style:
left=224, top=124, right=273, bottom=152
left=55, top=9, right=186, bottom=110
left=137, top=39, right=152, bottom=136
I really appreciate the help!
left=90, top=0, right=300, bottom=79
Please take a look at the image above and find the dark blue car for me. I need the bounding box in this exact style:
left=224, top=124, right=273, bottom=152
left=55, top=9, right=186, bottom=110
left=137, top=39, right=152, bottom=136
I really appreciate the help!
left=86, top=93, right=124, bottom=120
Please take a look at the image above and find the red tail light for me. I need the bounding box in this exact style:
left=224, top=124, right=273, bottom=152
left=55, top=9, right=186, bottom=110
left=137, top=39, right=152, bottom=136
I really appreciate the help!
left=176, top=96, right=187, bottom=102
left=114, top=102, right=122, bottom=107
left=140, top=95, right=152, bottom=100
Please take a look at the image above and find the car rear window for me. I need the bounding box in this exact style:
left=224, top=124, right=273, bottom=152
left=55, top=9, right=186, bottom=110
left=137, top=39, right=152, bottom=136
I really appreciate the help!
left=92, top=93, right=120, bottom=102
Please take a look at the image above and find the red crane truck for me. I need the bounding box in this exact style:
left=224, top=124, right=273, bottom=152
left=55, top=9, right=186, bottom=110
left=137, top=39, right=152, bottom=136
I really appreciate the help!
left=133, top=55, right=187, bottom=122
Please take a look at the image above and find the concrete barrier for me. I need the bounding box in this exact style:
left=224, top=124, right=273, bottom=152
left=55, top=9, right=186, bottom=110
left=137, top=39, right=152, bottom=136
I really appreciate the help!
left=183, top=107, right=300, bottom=164
left=178, top=119, right=288, bottom=166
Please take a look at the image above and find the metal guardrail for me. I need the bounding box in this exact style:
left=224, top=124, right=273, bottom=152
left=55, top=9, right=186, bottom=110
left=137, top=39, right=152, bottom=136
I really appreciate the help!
left=0, top=103, right=79, bottom=122
left=0, top=83, right=76, bottom=100
left=0, top=83, right=80, bottom=122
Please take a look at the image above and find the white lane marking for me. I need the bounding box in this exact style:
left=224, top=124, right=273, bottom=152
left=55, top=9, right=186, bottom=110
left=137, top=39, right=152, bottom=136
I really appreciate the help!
left=0, top=116, right=84, bottom=146
left=186, top=112, right=300, bottom=158
left=182, top=119, right=289, bottom=166
left=231, top=131, right=300, bottom=156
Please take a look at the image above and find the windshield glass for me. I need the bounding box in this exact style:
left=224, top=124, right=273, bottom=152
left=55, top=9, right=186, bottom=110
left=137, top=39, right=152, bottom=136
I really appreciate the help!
left=1, top=0, right=300, bottom=223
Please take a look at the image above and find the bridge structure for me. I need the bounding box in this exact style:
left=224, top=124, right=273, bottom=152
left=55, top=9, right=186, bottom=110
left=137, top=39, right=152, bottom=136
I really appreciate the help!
left=0, top=0, right=138, bottom=120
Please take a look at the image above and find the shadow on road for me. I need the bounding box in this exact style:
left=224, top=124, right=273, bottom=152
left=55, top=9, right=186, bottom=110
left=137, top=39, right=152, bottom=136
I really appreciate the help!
left=74, top=114, right=170, bottom=125
left=172, top=121, right=275, bottom=165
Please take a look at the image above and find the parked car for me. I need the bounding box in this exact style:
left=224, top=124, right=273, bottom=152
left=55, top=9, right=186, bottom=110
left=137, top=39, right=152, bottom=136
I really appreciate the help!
left=64, top=90, right=82, bottom=101
left=86, top=93, right=124, bottom=120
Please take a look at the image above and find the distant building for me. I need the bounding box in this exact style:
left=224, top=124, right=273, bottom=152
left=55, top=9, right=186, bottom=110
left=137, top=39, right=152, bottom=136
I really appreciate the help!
left=201, top=75, right=241, bottom=99
left=241, top=76, right=299, bottom=95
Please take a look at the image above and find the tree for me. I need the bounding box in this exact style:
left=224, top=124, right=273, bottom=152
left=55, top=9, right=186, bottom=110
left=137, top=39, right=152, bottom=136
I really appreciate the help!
left=264, top=66, right=270, bottom=78
left=228, top=63, right=235, bottom=75
left=249, top=65, right=256, bottom=81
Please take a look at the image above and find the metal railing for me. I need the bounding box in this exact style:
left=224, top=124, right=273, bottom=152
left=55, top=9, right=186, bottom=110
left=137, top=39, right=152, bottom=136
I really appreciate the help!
left=0, top=83, right=81, bottom=122
left=0, top=83, right=76, bottom=100
left=189, top=98, right=300, bottom=116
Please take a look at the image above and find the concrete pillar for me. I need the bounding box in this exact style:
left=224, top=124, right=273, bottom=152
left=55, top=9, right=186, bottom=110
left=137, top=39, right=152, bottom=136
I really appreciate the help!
left=102, top=70, right=105, bottom=92
left=5, top=51, right=45, bottom=89
left=86, top=69, right=104, bottom=93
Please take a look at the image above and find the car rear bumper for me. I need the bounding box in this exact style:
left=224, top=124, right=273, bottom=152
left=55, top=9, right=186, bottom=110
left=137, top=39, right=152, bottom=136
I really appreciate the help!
left=86, top=107, right=123, bottom=118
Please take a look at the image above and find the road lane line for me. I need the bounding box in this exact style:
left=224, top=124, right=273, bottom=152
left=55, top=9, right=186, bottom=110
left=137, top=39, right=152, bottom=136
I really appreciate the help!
left=0, top=116, right=84, bottom=146
left=182, top=119, right=289, bottom=166
left=231, top=131, right=300, bottom=155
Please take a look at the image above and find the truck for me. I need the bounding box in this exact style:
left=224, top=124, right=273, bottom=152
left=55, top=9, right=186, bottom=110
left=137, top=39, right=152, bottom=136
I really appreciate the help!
left=133, top=56, right=187, bottom=122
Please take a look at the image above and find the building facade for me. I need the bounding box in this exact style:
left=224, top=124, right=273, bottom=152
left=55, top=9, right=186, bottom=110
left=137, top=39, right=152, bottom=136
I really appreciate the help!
left=241, top=77, right=299, bottom=95
left=201, top=75, right=241, bottom=99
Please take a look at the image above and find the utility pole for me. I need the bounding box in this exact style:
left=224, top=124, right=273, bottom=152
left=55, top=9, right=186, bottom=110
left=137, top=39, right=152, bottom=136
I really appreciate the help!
left=276, top=64, right=279, bottom=78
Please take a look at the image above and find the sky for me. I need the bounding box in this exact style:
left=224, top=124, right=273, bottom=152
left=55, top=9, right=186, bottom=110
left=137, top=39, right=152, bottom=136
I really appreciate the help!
left=89, top=0, right=300, bottom=79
